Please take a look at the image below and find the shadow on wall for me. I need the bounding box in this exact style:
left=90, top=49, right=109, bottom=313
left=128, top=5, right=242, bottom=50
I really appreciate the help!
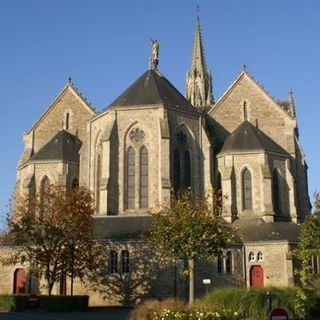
left=107, top=122, right=119, bottom=215
left=87, top=243, right=173, bottom=305
left=274, top=172, right=290, bottom=221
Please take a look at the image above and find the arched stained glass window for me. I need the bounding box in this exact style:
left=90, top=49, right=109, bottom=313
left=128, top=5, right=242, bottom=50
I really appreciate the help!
left=96, top=155, right=101, bottom=212
left=184, top=150, right=191, bottom=188
left=126, top=147, right=135, bottom=209
left=140, top=146, right=148, bottom=208
left=173, top=148, right=181, bottom=193
left=28, top=176, right=36, bottom=205
left=242, top=168, right=252, bottom=210
left=226, top=251, right=232, bottom=274
left=272, top=169, right=280, bottom=214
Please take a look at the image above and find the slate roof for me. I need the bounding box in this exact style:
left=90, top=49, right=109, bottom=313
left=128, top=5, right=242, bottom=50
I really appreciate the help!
left=30, top=130, right=82, bottom=162
left=93, top=215, right=153, bottom=240
left=108, top=69, right=196, bottom=112
left=233, top=218, right=300, bottom=243
left=220, top=121, right=288, bottom=155
left=93, top=214, right=299, bottom=245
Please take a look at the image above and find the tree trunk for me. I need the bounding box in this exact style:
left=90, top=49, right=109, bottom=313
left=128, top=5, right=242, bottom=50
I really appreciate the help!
left=45, top=267, right=52, bottom=295
left=188, top=258, right=195, bottom=304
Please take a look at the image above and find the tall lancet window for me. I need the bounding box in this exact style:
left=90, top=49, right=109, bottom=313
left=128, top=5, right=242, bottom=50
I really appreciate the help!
left=272, top=169, right=280, bottom=214
left=40, top=176, right=50, bottom=215
left=173, top=148, right=181, bottom=194
left=96, top=155, right=101, bottom=213
left=65, top=113, right=70, bottom=130
left=243, top=101, right=248, bottom=121
left=242, top=168, right=252, bottom=210
left=140, top=146, right=148, bottom=208
left=184, top=150, right=191, bottom=188
left=126, top=147, right=135, bottom=209
left=40, top=176, right=50, bottom=194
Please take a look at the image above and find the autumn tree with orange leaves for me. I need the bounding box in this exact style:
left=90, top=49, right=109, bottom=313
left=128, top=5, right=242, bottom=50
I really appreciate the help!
left=2, top=184, right=104, bottom=295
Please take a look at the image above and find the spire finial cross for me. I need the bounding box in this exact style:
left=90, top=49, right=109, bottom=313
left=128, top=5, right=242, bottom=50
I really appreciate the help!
left=196, top=5, right=200, bottom=22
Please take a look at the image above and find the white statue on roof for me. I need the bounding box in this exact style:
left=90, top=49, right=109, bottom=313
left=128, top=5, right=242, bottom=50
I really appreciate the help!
left=150, top=39, right=159, bottom=70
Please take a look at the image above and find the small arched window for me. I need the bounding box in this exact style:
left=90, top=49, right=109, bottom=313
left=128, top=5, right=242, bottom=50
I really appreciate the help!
left=242, top=168, right=252, bottom=210
left=249, top=252, right=255, bottom=262
left=109, top=250, right=118, bottom=274
left=173, top=148, right=181, bottom=194
left=272, top=169, right=280, bottom=214
left=226, top=251, right=232, bottom=274
left=257, top=251, right=263, bottom=262
left=184, top=150, right=191, bottom=188
left=72, top=178, right=79, bottom=190
left=217, top=251, right=223, bottom=274
left=126, top=147, right=135, bottom=209
left=41, top=176, right=50, bottom=194
left=140, top=146, right=148, bottom=208
left=121, top=250, right=130, bottom=274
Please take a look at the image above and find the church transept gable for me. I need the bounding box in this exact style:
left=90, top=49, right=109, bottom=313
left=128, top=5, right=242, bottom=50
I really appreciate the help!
left=21, top=83, right=96, bottom=166
left=208, top=71, right=297, bottom=153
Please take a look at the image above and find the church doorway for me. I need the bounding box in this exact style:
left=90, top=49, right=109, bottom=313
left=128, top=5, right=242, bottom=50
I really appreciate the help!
left=250, top=265, right=264, bottom=288
left=13, top=268, right=26, bottom=294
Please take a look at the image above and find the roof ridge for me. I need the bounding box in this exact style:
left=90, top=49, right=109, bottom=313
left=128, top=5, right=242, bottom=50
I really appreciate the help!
left=107, top=69, right=197, bottom=112
left=219, top=120, right=288, bottom=155
left=30, top=130, right=81, bottom=162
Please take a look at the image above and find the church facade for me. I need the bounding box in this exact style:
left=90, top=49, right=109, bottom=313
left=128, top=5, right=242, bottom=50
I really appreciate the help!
left=0, top=19, right=310, bottom=304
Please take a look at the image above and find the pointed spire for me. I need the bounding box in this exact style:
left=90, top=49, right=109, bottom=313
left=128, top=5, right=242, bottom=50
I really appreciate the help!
left=288, top=89, right=296, bottom=118
left=186, top=10, right=214, bottom=108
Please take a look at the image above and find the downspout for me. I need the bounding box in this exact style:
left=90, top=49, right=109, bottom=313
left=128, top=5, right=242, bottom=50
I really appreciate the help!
left=242, top=243, right=247, bottom=287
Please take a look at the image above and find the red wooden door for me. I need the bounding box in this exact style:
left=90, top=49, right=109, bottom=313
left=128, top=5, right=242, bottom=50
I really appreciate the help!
left=250, top=265, right=264, bottom=288
left=13, top=268, right=26, bottom=294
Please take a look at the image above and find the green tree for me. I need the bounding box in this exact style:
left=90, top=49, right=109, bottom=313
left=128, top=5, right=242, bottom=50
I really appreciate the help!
left=1, top=184, right=104, bottom=295
left=147, top=190, right=234, bottom=304
left=296, top=193, right=320, bottom=287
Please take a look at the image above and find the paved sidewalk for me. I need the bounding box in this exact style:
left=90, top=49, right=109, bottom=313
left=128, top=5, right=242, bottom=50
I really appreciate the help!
left=0, top=307, right=132, bottom=320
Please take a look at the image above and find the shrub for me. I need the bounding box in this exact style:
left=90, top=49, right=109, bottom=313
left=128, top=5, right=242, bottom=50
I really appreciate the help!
left=200, top=286, right=320, bottom=320
left=152, top=309, right=243, bottom=320
left=0, top=295, right=28, bottom=311
left=129, top=298, right=186, bottom=320
left=39, top=295, right=89, bottom=312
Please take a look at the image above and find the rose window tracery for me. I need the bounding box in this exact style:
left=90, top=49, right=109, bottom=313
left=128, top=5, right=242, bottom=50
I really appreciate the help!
left=129, top=128, right=145, bottom=143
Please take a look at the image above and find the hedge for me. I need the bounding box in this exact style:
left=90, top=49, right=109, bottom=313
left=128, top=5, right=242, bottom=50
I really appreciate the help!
left=39, top=295, right=89, bottom=312
left=0, top=294, right=88, bottom=312
left=0, top=295, right=28, bottom=311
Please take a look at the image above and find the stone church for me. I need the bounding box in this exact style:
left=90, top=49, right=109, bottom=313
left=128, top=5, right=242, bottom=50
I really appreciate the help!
left=0, top=18, right=310, bottom=304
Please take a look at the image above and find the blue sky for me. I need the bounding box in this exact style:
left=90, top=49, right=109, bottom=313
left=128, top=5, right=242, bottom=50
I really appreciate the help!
left=1, top=0, right=320, bottom=226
